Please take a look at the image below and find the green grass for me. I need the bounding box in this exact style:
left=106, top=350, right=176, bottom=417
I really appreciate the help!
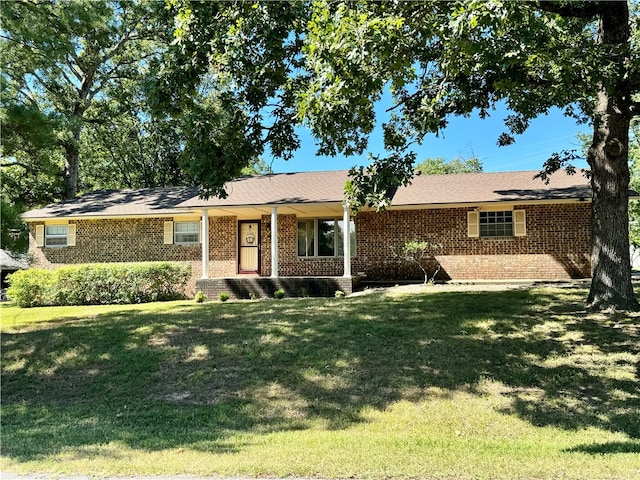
left=1, top=286, right=639, bottom=479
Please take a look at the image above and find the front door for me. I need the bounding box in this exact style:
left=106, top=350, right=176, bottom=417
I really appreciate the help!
left=239, top=221, right=260, bottom=274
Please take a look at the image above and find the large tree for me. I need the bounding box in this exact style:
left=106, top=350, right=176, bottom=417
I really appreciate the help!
left=1, top=0, right=161, bottom=200
left=162, top=0, right=639, bottom=311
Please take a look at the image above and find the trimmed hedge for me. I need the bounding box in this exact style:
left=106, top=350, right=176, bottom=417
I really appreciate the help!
left=7, top=262, right=191, bottom=308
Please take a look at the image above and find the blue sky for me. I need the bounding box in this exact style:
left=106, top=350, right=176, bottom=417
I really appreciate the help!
left=269, top=102, right=590, bottom=174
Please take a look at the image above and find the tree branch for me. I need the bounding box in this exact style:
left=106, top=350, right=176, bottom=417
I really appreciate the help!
left=531, top=1, right=605, bottom=18
left=1, top=161, right=32, bottom=170
left=631, top=101, right=640, bottom=118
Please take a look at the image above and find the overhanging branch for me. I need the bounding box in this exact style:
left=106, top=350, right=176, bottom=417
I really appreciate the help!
left=531, top=1, right=605, bottom=18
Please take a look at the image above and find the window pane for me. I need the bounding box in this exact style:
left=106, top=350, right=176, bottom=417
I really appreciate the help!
left=297, top=220, right=314, bottom=256
left=45, top=225, right=67, bottom=247
left=479, top=211, right=513, bottom=237
left=334, top=220, right=356, bottom=257
left=350, top=220, right=357, bottom=257
left=46, top=225, right=67, bottom=236
left=317, top=219, right=335, bottom=256
left=175, top=222, right=199, bottom=233
left=46, top=237, right=67, bottom=247
left=174, top=221, right=199, bottom=243
left=336, top=220, right=345, bottom=256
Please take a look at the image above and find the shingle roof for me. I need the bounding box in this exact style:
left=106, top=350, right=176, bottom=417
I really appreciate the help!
left=23, top=169, right=596, bottom=220
left=22, top=187, right=198, bottom=220
left=392, top=170, right=592, bottom=206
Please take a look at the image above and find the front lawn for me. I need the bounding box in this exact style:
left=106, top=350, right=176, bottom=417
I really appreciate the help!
left=1, top=286, right=639, bottom=479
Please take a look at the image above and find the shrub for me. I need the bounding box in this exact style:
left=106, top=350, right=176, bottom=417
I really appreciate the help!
left=274, top=288, right=285, bottom=299
left=6, top=269, right=55, bottom=308
left=194, top=291, right=207, bottom=303
left=335, top=290, right=345, bottom=298
left=218, top=292, right=230, bottom=302
left=7, top=262, right=191, bottom=307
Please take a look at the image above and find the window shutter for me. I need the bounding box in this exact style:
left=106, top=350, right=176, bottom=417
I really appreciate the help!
left=35, top=225, right=45, bottom=247
left=467, top=211, right=479, bottom=238
left=514, top=210, right=526, bottom=237
left=164, top=221, right=174, bottom=244
left=67, top=224, right=77, bottom=246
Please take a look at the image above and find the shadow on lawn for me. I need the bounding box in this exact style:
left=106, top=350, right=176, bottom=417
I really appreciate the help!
left=1, top=287, right=639, bottom=460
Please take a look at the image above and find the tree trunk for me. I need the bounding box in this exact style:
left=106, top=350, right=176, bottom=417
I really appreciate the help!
left=586, top=2, right=639, bottom=311
left=62, top=140, right=79, bottom=199
left=62, top=116, right=83, bottom=199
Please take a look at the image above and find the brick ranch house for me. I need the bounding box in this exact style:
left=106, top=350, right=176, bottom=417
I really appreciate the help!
left=23, top=169, right=594, bottom=298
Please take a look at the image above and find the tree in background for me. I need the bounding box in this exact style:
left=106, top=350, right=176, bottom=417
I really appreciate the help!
left=1, top=0, right=162, bottom=200
left=0, top=199, right=29, bottom=255
left=164, top=1, right=639, bottom=311
left=629, top=121, right=640, bottom=267
left=415, top=157, right=483, bottom=176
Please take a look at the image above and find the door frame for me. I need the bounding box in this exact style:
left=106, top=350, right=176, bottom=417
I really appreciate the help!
left=238, top=220, right=261, bottom=274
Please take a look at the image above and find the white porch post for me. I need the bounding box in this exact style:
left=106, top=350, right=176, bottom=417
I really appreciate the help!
left=271, top=207, right=279, bottom=278
left=201, top=209, right=209, bottom=279
left=343, top=203, right=352, bottom=277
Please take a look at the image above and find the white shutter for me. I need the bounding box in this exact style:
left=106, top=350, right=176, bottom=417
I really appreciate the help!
left=164, top=221, right=174, bottom=244
left=514, top=210, right=527, bottom=237
left=67, top=224, right=77, bottom=246
left=35, top=225, right=45, bottom=247
left=467, top=211, right=479, bottom=238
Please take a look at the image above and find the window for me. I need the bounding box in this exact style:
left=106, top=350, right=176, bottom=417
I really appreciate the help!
left=36, top=223, right=76, bottom=248
left=174, top=221, right=200, bottom=244
left=297, top=218, right=356, bottom=257
left=479, top=211, right=514, bottom=237
left=45, top=225, right=68, bottom=247
left=468, top=210, right=526, bottom=238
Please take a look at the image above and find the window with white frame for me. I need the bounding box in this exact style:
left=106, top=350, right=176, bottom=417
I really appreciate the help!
left=479, top=211, right=514, bottom=237
left=45, top=224, right=69, bottom=247
left=297, top=218, right=356, bottom=257
left=174, top=221, right=200, bottom=244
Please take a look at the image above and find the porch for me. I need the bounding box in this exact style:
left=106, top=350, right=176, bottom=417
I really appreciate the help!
left=195, top=276, right=359, bottom=300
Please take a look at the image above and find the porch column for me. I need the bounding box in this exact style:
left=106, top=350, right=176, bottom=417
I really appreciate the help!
left=271, top=207, right=279, bottom=278
left=201, top=208, right=209, bottom=279
left=343, top=203, right=352, bottom=277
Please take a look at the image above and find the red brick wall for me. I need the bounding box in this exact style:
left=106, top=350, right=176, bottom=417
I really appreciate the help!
left=29, top=218, right=208, bottom=294
left=353, top=203, right=591, bottom=280
left=28, top=202, right=592, bottom=288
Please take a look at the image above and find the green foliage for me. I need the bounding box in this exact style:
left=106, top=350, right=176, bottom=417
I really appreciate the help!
left=415, top=157, right=483, bottom=175
left=345, top=152, right=415, bottom=214
left=334, top=290, right=345, bottom=298
left=0, top=199, right=28, bottom=254
left=5, top=269, right=54, bottom=308
left=274, top=288, right=285, bottom=299
left=7, top=262, right=191, bottom=308
left=630, top=120, right=640, bottom=265
left=164, top=0, right=639, bottom=309
left=218, top=292, right=230, bottom=302
left=393, top=239, right=443, bottom=284
left=194, top=291, right=207, bottom=303
left=1, top=0, right=167, bottom=200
